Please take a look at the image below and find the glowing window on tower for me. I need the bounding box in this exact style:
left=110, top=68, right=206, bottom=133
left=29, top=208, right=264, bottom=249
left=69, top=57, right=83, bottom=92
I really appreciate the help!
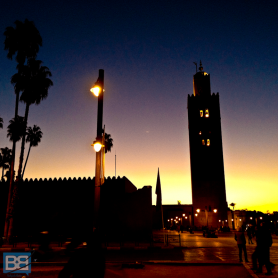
left=205, top=109, right=209, bottom=117
left=200, top=110, right=203, bottom=117
left=207, top=139, right=210, bottom=146
left=202, top=139, right=205, bottom=145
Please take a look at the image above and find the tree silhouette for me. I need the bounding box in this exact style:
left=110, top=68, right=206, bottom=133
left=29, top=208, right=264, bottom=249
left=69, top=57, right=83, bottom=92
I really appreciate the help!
left=14, top=58, right=53, bottom=180
left=102, top=129, right=113, bottom=154
left=0, top=148, right=12, bottom=181
left=6, top=60, right=52, bottom=240
left=4, top=19, right=42, bottom=66
left=5, top=19, right=42, bottom=185
left=7, top=116, right=25, bottom=143
left=22, top=125, right=43, bottom=179
left=0, top=117, right=3, bottom=129
left=4, top=19, right=42, bottom=241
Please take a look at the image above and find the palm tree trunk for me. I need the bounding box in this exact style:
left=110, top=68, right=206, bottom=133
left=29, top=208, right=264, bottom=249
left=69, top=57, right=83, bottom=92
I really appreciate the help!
left=4, top=92, right=19, bottom=240
left=17, top=103, right=29, bottom=180
left=22, top=143, right=31, bottom=179
left=7, top=102, right=30, bottom=241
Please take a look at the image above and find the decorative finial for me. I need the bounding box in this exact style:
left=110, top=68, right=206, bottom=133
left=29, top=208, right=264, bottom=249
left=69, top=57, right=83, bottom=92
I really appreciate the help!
left=199, top=60, right=203, bottom=72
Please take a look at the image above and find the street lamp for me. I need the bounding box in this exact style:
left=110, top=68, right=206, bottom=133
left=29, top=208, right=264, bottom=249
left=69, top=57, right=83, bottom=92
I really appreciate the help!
left=91, top=69, right=105, bottom=229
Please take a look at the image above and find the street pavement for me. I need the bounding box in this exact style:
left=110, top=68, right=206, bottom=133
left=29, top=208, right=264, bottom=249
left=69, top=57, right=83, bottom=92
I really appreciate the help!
left=0, top=231, right=277, bottom=278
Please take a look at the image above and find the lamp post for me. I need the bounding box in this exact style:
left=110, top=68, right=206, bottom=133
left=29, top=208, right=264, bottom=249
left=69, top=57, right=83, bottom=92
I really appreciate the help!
left=91, top=69, right=105, bottom=229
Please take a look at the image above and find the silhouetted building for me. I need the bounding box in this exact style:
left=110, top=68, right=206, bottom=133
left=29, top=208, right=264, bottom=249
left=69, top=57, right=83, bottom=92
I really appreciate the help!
left=100, top=177, right=152, bottom=240
left=0, top=176, right=152, bottom=241
left=188, top=62, right=228, bottom=227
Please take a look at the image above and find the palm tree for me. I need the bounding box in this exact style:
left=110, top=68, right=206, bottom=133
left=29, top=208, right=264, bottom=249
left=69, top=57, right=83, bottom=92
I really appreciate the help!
left=15, top=59, right=53, bottom=179
left=4, top=19, right=42, bottom=66
left=22, top=125, right=43, bottom=179
left=102, top=130, right=113, bottom=154
left=0, top=148, right=12, bottom=181
left=0, top=117, right=3, bottom=129
left=7, top=116, right=25, bottom=143
left=5, top=19, right=42, bottom=184
left=7, top=59, right=52, bottom=241
left=4, top=19, right=42, bottom=241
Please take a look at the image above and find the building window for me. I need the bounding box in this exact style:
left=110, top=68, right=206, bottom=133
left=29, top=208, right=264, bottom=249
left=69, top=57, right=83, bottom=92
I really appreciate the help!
left=205, top=109, right=209, bottom=117
left=207, top=139, right=210, bottom=146
left=200, top=110, right=203, bottom=117
left=202, top=139, right=205, bottom=145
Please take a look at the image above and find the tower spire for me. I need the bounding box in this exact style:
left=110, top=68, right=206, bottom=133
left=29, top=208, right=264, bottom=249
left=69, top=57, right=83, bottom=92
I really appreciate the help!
left=199, top=60, right=203, bottom=72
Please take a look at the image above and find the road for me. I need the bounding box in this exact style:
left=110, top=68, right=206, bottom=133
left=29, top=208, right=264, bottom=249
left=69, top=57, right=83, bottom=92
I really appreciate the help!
left=0, top=231, right=277, bottom=277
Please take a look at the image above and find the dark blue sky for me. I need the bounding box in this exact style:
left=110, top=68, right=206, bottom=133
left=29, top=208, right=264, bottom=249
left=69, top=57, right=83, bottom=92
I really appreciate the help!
left=1, top=0, right=278, bottom=211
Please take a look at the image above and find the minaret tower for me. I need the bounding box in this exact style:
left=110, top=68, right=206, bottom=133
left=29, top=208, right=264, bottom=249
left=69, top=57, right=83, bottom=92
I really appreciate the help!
left=188, top=61, right=227, bottom=227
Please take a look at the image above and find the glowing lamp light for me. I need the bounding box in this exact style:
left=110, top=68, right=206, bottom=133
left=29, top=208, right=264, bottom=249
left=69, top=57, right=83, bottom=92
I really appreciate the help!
left=90, top=85, right=101, bottom=97
left=250, top=217, right=253, bottom=220
left=171, top=218, right=173, bottom=220
left=195, top=214, right=198, bottom=216
left=183, top=214, right=185, bottom=216
left=196, top=209, right=200, bottom=213
left=179, top=218, right=181, bottom=220
left=213, top=209, right=217, bottom=213
left=231, top=219, right=234, bottom=221
left=260, top=217, right=263, bottom=220
left=176, top=216, right=178, bottom=219
left=219, top=220, right=221, bottom=222
left=185, top=217, right=188, bottom=219
left=92, top=138, right=104, bottom=152
left=225, top=220, right=227, bottom=222
left=93, top=142, right=102, bottom=152
left=239, top=219, right=242, bottom=221
left=168, top=219, right=170, bottom=222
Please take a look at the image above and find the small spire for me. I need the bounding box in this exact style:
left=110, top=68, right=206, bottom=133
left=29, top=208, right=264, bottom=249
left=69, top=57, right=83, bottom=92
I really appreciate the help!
left=199, top=60, right=203, bottom=72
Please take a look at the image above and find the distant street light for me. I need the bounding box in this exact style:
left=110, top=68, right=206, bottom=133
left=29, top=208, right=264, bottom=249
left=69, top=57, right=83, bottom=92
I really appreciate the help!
left=90, top=69, right=105, bottom=229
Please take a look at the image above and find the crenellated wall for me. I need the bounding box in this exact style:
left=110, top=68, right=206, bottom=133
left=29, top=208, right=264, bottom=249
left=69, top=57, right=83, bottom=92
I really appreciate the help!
left=0, top=176, right=152, bottom=240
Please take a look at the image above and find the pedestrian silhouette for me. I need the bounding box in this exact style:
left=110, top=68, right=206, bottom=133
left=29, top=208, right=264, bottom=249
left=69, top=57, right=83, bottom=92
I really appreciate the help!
left=58, top=229, right=105, bottom=278
left=235, top=226, right=249, bottom=262
left=252, top=222, right=273, bottom=275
